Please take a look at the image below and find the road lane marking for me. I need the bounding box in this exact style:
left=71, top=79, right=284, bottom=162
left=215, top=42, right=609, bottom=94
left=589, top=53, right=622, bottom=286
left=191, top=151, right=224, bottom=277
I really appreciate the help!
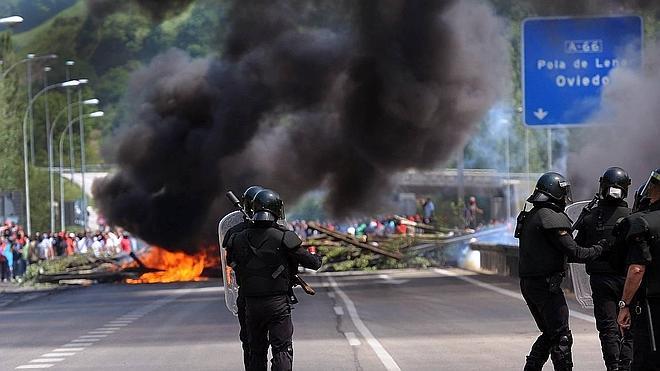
left=52, top=348, right=83, bottom=352
left=63, top=343, right=93, bottom=347
left=40, top=353, right=75, bottom=357
left=433, top=269, right=596, bottom=324
left=344, top=332, right=362, bottom=346
left=328, top=276, right=402, bottom=371
left=16, top=365, right=54, bottom=369
left=16, top=287, right=197, bottom=370
left=333, top=306, right=344, bottom=316
left=29, top=359, right=64, bottom=363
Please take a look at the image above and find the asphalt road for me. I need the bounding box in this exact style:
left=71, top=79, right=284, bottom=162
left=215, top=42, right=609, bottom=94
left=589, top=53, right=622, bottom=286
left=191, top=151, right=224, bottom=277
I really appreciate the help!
left=0, top=268, right=605, bottom=370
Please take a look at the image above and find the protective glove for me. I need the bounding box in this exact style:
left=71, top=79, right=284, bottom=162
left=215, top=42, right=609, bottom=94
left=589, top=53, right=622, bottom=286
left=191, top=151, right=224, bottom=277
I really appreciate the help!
left=597, top=238, right=612, bottom=254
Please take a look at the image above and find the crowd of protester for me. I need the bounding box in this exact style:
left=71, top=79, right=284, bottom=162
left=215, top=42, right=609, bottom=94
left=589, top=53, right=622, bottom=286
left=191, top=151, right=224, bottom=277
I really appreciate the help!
left=0, top=220, right=134, bottom=282
left=290, top=196, right=494, bottom=241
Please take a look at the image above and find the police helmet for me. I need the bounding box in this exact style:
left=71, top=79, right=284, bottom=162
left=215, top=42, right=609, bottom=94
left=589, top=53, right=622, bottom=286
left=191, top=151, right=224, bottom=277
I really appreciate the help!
left=527, top=172, right=573, bottom=208
left=242, top=185, right=263, bottom=217
left=633, top=168, right=660, bottom=211
left=252, top=189, right=284, bottom=222
left=599, top=167, right=631, bottom=200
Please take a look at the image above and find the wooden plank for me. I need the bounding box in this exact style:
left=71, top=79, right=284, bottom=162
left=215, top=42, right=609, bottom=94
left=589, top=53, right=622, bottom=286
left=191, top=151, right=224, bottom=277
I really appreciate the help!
left=307, top=222, right=403, bottom=260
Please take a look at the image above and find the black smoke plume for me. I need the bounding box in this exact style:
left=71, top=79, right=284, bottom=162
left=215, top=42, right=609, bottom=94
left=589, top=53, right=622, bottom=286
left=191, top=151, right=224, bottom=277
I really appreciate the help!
left=93, top=0, right=509, bottom=252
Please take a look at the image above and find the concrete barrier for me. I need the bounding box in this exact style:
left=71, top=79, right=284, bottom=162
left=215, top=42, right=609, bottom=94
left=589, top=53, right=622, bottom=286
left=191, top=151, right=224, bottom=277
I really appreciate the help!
left=469, top=242, right=519, bottom=277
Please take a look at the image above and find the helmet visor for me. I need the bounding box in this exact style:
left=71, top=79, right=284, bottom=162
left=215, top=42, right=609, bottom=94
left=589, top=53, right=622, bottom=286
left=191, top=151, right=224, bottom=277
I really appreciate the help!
left=638, top=170, right=660, bottom=202
left=559, top=180, right=573, bottom=205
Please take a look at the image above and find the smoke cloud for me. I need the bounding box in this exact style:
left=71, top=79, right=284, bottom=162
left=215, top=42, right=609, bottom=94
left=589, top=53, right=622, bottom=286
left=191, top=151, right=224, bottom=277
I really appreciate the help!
left=93, top=0, right=509, bottom=252
left=569, top=46, right=660, bottom=199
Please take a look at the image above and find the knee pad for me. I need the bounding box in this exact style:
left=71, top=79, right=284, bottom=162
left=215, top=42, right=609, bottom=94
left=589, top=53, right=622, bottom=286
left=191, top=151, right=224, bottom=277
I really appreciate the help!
left=550, top=333, right=573, bottom=370
left=272, top=341, right=293, bottom=357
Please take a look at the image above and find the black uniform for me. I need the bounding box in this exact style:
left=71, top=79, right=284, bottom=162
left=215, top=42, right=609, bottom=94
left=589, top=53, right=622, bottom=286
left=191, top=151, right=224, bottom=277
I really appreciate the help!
left=623, top=200, right=660, bottom=370
left=574, top=199, right=632, bottom=370
left=227, top=221, right=321, bottom=371
left=223, top=221, right=254, bottom=370
left=517, top=203, right=605, bottom=371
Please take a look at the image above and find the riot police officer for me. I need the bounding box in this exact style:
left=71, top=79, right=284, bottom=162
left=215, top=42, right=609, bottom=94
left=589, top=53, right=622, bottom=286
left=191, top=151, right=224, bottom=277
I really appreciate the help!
left=227, top=189, right=322, bottom=371
left=222, top=185, right=264, bottom=370
left=617, top=168, right=660, bottom=369
left=574, top=167, right=632, bottom=370
left=516, top=172, right=611, bottom=371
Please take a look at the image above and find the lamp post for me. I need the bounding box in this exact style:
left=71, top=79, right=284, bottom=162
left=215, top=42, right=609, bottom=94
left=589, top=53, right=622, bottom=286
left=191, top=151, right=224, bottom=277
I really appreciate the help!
left=0, top=53, right=56, bottom=79
left=76, top=79, right=90, bottom=231
left=58, top=111, right=103, bottom=231
left=48, top=99, right=99, bottom=231
left=65, top=60, right=76, bottom=187
left=23, top=79, right=81, bottom=235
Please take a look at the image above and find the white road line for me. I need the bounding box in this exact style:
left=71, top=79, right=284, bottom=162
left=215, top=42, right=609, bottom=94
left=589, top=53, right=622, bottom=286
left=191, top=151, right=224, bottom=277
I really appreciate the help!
left=105, top=323, right=128, bottom=326
left=80, top=334, right=108, bottom=338
left=88, top=331, right=114, bottom=334
left=40, top=353, right=76, bottom=357
left=328, top=276, right=401, bottom=371
left=16, top=365, right=54, bottom=369
left=433, top=269, right=596, bottom=324
left=29, top=359, right=64, bottom=363
left=52, top=348, right=84, bottom=352
left=109, top=320, right=133, bottom=323
left=72, top=338, right=100, bottom=342
left=101, top=327, right=121, bottom=330
left=333, top=306, right=344, bottom=316
left=63, top=343, right=93, bottom=347
left=344, top=332, right=362, bottom=346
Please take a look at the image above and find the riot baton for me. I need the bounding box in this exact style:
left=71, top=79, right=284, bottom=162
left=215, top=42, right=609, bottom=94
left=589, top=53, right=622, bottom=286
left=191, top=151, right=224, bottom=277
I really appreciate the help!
left=647, top=299, right=657, bottom=351
left=226, top=191, right=252, bottom=222
left=294, top=274, right=316, bottom=295
left=571, top=194, right=600, bottom=232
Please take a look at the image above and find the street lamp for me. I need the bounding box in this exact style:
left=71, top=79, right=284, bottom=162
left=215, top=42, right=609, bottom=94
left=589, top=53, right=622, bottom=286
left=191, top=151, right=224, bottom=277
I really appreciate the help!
left=0, top=16, right=24, bottom=25
left=48, top=98, right=100, bottom=231
left=0, top=53, right=56, bottom=79
left=76, top=79, right=91, bottom=230
left=23, top=79, right=81, bottom=235
left=65, top=60, right=76, bottom=185
left=57, top=111, right=103, bottom=231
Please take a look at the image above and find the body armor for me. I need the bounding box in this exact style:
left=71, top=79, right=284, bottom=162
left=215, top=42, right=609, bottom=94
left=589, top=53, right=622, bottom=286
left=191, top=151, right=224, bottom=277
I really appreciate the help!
left=518, top=205, right=572, bottom=277
left=575, top=200, right=631, bottom=275
left=625, top=204, right=660, bottom=298
left=227, top=224, right=302, bottom=297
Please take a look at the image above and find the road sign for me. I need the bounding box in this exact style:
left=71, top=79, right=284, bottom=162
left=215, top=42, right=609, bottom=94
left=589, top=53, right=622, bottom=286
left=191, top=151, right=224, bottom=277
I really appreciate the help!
left=522, top=16, right=642, bottom=126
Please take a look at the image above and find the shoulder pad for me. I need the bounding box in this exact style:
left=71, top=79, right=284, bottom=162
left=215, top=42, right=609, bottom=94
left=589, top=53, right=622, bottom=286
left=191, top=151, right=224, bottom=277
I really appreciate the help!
left=282, top=230, right=302, bottom=250
left=225, top=233, right=236, bottom=249
left=536, top=208, right=572, bottom=230
left=626, top=215, right=650, bottom=240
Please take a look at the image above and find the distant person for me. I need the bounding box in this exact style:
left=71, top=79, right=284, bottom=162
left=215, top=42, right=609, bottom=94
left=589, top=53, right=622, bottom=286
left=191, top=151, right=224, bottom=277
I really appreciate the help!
left=464, top=196, right=484, bottom=229
left=423, top=198, right=435, bottom=224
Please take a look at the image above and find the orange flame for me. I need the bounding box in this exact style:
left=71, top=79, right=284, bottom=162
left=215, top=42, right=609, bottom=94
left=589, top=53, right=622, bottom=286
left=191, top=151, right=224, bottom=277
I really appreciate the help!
left=126, top=246, right=218, bottom=284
